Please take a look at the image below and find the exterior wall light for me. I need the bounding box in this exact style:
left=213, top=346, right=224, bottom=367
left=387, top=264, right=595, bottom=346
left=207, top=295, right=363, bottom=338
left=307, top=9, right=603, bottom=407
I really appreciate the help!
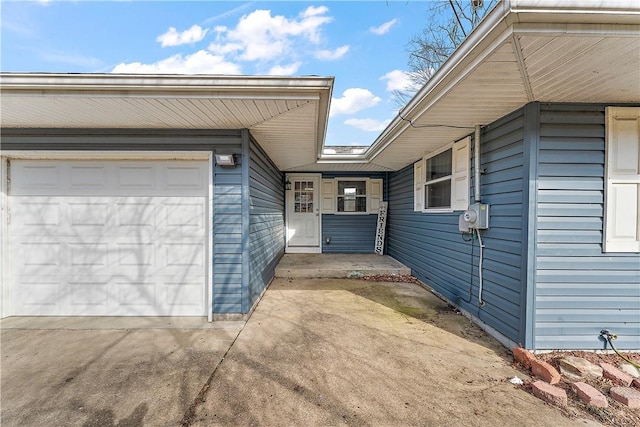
left=284, top=177, right=292, bottom=191
left=214, top=153, right=237, bottom=168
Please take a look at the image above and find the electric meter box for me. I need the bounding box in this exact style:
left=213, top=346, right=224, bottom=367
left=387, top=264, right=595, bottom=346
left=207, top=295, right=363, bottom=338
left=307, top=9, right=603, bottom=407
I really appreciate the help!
left=467, top=203, right=489, bottom=229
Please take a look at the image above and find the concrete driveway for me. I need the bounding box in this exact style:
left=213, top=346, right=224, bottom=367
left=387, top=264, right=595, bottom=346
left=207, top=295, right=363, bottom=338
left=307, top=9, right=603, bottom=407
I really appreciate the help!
left=186, top=278, right=598, bottom=427
left=0, top=317, right=244, bottom=427
left=2, top=279, right=599, bottom=427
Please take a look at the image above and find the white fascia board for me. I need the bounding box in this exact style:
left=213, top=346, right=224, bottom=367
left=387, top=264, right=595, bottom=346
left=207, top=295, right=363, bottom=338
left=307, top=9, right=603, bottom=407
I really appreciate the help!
left=509, top=0, right=640, bottom=18
left=0, top=73, right=334, bottom=93
left=364, top=1, right=640, bottom=163
left=365, top=2, right=511, bottom=161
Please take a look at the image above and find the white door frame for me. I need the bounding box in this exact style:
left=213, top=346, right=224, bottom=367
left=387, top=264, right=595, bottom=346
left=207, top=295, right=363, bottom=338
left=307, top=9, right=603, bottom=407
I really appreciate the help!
left=285, top=173, right=322, bottom=253
left=0, top=151, right=214, bottom=321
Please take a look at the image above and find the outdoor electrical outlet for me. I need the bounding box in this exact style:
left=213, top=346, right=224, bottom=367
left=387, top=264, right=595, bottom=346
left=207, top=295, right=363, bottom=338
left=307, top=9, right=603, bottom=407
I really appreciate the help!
left=326, top=237, right=331, bottom=244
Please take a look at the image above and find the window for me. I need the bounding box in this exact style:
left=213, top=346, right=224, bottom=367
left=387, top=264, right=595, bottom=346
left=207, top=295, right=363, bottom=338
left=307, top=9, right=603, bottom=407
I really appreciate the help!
left=321, top=178, right=383, bottom=214
left=604, top=107, right=640, bottom=252
left=414, top=137, right=470, bottom=212
left=337, top=180, right=367, bottom=213
left=424, top=149, right=452, bottom=209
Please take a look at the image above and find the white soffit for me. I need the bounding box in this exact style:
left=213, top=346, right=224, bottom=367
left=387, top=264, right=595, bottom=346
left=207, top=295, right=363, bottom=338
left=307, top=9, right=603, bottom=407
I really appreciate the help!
left=365, top=3, right=640, bottom=172
left=0, top=74, right=333, bottom=172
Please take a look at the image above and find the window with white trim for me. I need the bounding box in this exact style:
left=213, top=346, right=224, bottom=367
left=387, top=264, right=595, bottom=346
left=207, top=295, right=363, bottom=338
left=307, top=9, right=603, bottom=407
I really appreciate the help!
left=414, top=137, right=470, bottom=212
left=604, top=107, right=640, bottom=252
left=321, top=177, right=383, bottom=214
left=337, top=180, right=367, bottom=213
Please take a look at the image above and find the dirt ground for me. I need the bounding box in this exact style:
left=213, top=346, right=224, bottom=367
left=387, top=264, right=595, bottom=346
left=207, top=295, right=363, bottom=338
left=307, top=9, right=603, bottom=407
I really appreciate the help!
left=364, top=275, right=640, bottom=427
left=530, top=352, right=640, bottom=427
left=187, top=277, right=599, bottom=426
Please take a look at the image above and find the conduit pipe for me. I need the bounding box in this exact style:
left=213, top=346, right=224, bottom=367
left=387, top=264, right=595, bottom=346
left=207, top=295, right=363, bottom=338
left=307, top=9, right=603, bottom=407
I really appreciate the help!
left=474, top=125, right=486, bottom=306
left=474, top=125, right=481, bottom=203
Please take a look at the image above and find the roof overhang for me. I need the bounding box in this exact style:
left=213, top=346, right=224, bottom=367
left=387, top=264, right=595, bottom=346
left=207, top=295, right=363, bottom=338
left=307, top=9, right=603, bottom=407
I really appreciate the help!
left=0, top=74, right=334, bottom=171
left=312, top=0, right=640, bottom=172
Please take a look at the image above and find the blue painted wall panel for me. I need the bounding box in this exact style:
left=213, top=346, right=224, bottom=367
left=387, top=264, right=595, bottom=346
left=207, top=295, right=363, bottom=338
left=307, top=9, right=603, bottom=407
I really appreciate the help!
left=387, top=108, right=528, bottom=345
left=248, top=136, right=285, bottom=310
left=534, top=103, right=640, bottom=350
left=320, top=172, right=386, bottom=254
left=213, top=154, right=244, bottom=314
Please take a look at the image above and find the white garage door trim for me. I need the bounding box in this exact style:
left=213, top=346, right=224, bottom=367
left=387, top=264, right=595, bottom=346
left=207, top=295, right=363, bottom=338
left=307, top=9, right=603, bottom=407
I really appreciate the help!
left=0, top=151, right=214, bottom=321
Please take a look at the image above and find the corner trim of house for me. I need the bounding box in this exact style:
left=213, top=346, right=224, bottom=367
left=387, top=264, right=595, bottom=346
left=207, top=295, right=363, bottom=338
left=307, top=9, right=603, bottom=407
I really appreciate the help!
left=522, top=102, right=540, bottom=350
left=240, top=129, right=251, bottom=313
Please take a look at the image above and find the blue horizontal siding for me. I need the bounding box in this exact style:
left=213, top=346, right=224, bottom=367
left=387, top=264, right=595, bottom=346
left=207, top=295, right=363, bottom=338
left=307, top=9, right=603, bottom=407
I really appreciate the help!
left=533, top=103, right=640, bottom=350
left=212, top=141, right=244, bottom=314
left=248, top=136, right=285, bottom=310
left=322, top=214, right=377, bottom=253
left=387, top=108, right=527, bottom=345
left=320, top=172, right=387, bottom=254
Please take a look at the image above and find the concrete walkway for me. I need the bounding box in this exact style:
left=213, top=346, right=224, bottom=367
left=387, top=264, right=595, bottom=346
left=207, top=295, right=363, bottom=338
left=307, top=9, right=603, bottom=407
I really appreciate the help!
left=187, top=278, right=599, bottom=427
left=275, top=253, right=411, bottom=278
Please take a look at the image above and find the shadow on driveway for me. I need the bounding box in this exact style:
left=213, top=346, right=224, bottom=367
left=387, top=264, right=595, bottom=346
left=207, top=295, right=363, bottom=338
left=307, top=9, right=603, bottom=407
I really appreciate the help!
left=1, top=317, right=243, bottom=427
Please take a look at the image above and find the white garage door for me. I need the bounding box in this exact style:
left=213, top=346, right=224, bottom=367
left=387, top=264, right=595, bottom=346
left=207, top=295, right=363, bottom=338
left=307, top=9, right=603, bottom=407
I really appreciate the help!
left=8, top=159, right=209, bottom=316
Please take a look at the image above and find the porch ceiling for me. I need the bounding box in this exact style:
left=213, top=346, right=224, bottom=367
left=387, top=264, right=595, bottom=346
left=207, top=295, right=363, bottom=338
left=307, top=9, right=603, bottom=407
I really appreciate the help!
left=0, top=74, right=333, bottom=171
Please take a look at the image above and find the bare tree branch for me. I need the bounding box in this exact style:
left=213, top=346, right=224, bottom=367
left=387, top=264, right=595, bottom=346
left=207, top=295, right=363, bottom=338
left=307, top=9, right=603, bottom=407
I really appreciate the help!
left=394, top=0, right=498, bottom=106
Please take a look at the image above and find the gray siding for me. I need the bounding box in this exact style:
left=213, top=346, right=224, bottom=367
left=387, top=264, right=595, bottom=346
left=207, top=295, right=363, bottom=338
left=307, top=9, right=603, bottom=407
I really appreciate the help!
left=1, top=129, right=246, bottom=315
left=534, top=103, right=640, bottom=350
left=321, top=172, right=387, bottom=254
left=387, top=108, right=528, bottom=345
left=248, top=136, right=285, bottom=310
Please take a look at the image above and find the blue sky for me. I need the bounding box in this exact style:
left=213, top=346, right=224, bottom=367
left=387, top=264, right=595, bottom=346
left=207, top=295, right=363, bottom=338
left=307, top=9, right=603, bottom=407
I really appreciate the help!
left=1, top=1, right=435, bottom=146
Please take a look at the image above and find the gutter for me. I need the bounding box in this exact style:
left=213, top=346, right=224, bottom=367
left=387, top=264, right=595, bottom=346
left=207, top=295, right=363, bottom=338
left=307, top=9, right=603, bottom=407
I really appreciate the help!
left=362, top=0, right=640, bottom=165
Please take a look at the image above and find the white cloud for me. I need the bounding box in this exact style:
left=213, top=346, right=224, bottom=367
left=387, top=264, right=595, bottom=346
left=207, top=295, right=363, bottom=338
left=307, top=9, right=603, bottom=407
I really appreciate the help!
left=314, top=45, right=349, bottom=61
left=157, top=25, right=208, bottom=47
left=330, top=88, right=381, bottom=117
left=369, top=19, right=398, bottom=36
left=112, top=50, right=241, bottom=74
left=268, top=62, right=301, bottom=76
left=209, top=6, right=333, bottom=62
left=380, top=69, right=413, bottom=92
left=344, top=118, right=392, bottom=132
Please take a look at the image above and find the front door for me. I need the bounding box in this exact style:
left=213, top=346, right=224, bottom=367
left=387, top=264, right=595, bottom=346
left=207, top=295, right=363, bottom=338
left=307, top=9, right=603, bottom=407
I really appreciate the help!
left=286, top=174, right=321, bottom=253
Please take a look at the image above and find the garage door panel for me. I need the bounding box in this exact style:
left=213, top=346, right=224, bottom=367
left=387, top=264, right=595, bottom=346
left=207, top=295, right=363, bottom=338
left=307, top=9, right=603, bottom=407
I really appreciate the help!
left=13, top=277, right=61, bottom=315
left=69, top=201, right=110, bottom=228
left=162, top=278, right=205, bottom=310
left=9, top=159, right=209, bottom=317
left=14, top=240, right=63, bottom=274
left=115, top=281, right=157, bottom=308
left=12, top=199, right=61, bottom=229
left=164, top=165, right=207, bottom=193
left=115, top=201, right=156, bottom=230
left=69, top=279, right=109, bottom=310
left=116, top=242, right=156, bottom=267
left=69, top=164, right=109, bottom=190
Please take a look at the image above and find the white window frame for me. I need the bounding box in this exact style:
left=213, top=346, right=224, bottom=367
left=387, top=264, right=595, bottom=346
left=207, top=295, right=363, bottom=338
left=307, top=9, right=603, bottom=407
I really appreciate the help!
left=335, top=178, right=369, bottom=215
left=603, top=107, right=640, bottom=253
left=322, top=177, right=383, bottom=215
left=414, top=137, right=470, bottom=213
